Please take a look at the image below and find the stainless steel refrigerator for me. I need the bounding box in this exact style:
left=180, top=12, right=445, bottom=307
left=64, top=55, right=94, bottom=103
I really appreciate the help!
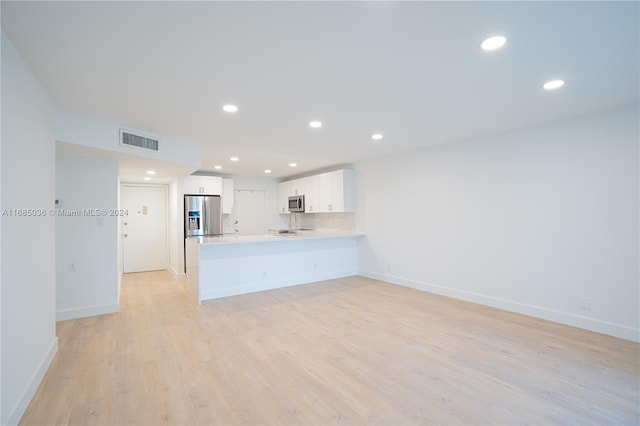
left=184, top=195, right=222, bottom=237
left=184, top=195, right=222, bottom=273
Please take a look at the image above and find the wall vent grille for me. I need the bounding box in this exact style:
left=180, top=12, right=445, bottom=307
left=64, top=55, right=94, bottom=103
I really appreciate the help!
left=120, top=130, right=159, bottom=151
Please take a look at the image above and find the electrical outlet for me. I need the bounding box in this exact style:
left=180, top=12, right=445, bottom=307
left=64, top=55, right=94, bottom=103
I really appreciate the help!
left=313, top=263, right=318, bottom=270
left=68, top=262, right=77, bottom=272
left=580, top=297, right=591, bottom=311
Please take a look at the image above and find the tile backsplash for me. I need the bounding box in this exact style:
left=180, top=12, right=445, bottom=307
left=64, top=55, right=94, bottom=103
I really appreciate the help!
left=296, top=212, right=355, bottom=231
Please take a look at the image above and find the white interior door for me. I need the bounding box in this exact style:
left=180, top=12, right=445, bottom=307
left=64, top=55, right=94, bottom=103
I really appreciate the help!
left=121, top=185, right=168, bottom=273
left=235, top=189, right=266, bottom=236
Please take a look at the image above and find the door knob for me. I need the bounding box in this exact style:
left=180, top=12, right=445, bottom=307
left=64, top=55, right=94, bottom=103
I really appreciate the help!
left=124, top=234, right=128, bottom=237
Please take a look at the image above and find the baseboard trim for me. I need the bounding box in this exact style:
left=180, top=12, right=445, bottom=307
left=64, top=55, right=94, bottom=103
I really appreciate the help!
left=168, top=264, right=185, bottom=280
left=359, top=269, right=639, bottom=343
left=201, top=269, right=358, bottom=301
left=6, top=336, right=58, bottom=426
left=56, top=302, right=119, bottom=321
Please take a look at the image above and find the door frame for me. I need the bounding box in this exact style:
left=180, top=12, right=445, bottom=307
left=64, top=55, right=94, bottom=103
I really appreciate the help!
left=120, top=183, right=170, bottom=274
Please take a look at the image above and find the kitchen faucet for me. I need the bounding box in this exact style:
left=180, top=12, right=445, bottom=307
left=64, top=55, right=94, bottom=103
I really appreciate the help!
left=289, top=212, right=297, bottom=233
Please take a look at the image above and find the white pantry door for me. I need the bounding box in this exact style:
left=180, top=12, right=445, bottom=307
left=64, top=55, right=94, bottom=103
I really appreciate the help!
left=235, top=189, right=266, bottom=236
left=121, top=185, right=168, bottom=273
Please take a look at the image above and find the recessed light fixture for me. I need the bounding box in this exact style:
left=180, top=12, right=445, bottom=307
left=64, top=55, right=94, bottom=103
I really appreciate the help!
left=230, top=156, right=239, bottom=162
left=214, top=165, right=222, bottom=170
left=289, top=162, right=297, bottom=168
left=372, top=133, right=384, bottom=140
left=265, top=169, right=272, bottom=174
left=222, top=104, right=238, bottom=113
left=309, top=121, right=322, bottom=128
left=143, top=177, right=151, bottom=181
left=480, top=35, right=507, bottom=51
left=146, top=170, right=156, bottom=175
left=542, top=79, right=565, bottom=90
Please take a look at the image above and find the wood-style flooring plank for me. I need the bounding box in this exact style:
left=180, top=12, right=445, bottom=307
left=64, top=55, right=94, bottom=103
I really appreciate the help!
left=19, top=271, right=639, bottom=425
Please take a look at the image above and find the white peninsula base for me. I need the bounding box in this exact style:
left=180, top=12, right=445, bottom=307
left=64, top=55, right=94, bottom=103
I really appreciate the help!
left=186, top=232, right=363, bottom=304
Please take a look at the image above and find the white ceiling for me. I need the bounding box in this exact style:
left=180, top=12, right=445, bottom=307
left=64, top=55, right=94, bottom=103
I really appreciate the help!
left=2, top=1, right=638, bottom=179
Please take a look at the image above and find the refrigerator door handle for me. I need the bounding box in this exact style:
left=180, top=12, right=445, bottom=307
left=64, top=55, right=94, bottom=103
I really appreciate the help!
left=202, top=198, right=208, bottom=235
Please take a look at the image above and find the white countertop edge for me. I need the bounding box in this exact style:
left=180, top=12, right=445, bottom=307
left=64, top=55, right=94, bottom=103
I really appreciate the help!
left=190, top=231, right=364, bottom=246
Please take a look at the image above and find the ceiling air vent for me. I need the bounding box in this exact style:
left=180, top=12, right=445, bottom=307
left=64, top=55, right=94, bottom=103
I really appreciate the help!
left=120, top=129, right=159, bottom=151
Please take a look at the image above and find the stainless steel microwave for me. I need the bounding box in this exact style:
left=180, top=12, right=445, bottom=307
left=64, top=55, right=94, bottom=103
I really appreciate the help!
left=288, top=195, right=305, bottom=212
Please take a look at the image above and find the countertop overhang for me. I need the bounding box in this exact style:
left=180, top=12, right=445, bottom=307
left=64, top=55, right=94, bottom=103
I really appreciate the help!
left=190, top=231, right=364, bottom=246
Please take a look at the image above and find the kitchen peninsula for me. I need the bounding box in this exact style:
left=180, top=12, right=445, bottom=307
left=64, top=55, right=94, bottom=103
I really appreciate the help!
left=186, top=231, right=363, bottom=304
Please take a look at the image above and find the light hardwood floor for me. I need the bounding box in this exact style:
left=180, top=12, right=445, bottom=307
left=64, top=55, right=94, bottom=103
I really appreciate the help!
left=20, top=271, right=639, bottom=425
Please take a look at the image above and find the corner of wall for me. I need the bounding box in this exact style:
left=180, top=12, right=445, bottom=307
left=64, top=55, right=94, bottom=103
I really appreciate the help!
left=4, top=337, right=58, bottom=426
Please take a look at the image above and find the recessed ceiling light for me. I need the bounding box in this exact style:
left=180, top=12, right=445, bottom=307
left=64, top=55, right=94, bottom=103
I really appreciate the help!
left=143, top=177, right=151, bottom=181
left=309, top=121, right=322, bottom=128
left=265, top=169, right=272, bottom=174
left=230, top=156, right=239, bottom=162
left=214, top=165, right=222, bottom=170
left=542, top=79, right=565, bottom=90
left=372, top=133, right=384, bottom=140
left=289, top=162, right=297, bottom=168
left=222, top=104, right=238, bottom=113
left=480, top=35, right=507, bottom=51
left=146, top=170, right=156, bottom=175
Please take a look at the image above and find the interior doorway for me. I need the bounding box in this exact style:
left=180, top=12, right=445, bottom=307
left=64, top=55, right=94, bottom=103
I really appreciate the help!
left=121, top=184, right=168, bottom=273
left=234, top=189, right=266, bottom=236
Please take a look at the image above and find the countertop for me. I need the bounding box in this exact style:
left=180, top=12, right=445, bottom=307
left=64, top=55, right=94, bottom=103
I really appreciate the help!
left=190, top=230, right=364, bottom=246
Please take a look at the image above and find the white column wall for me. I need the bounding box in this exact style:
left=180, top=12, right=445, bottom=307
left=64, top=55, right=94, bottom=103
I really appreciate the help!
left=55, top=155, right=119, bottom=320
left=1, top=31, right=58, bottom=425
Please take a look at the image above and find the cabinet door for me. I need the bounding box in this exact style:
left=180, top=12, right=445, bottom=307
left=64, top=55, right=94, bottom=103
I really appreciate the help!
left=201, top=176, right=222, bottom=195
left=318, top=172, right=333, bottom=213
left=222, top=179, right=234, bottom=214
left=277, top=181, right=291, bottom=214
left=181, top=176, right=202, bottom=195
left=317, top=169, right=355, bottom=213
left=330, top=170, right=344, bottom=212
left=290, top=179, right=305, bottom=196
left=303, top=176, right=319, bottom=213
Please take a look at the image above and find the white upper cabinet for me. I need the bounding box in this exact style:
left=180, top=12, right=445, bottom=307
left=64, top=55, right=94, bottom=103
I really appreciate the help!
left=181, top=175, right=201, bottom=195
left=303, top=175, right=319, bottom=213
left=277, top=181, right=291, bottom=214
left=317, top=169, right=355, bottom=213
left=222, top=178, right=234, bottom=214
left=201, top=176, right=222, bottom=195
left=277, top=169, right=355, bottom=214
left=181, top=175, right=222, bottom=195
left=290, top=179, right=305, bottom=196
left=317, top=172, right=334, bottom=212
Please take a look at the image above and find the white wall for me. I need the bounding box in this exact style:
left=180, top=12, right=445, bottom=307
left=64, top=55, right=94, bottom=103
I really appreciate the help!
left=117, top=178, right=122, bottom=300
left=1, top=31, right=58, bottom=425
left=55, top=155, right=119, bottom=320
left=357, top=104, right=639, bottom=341
left=55, top=109, right=200, bottom=168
